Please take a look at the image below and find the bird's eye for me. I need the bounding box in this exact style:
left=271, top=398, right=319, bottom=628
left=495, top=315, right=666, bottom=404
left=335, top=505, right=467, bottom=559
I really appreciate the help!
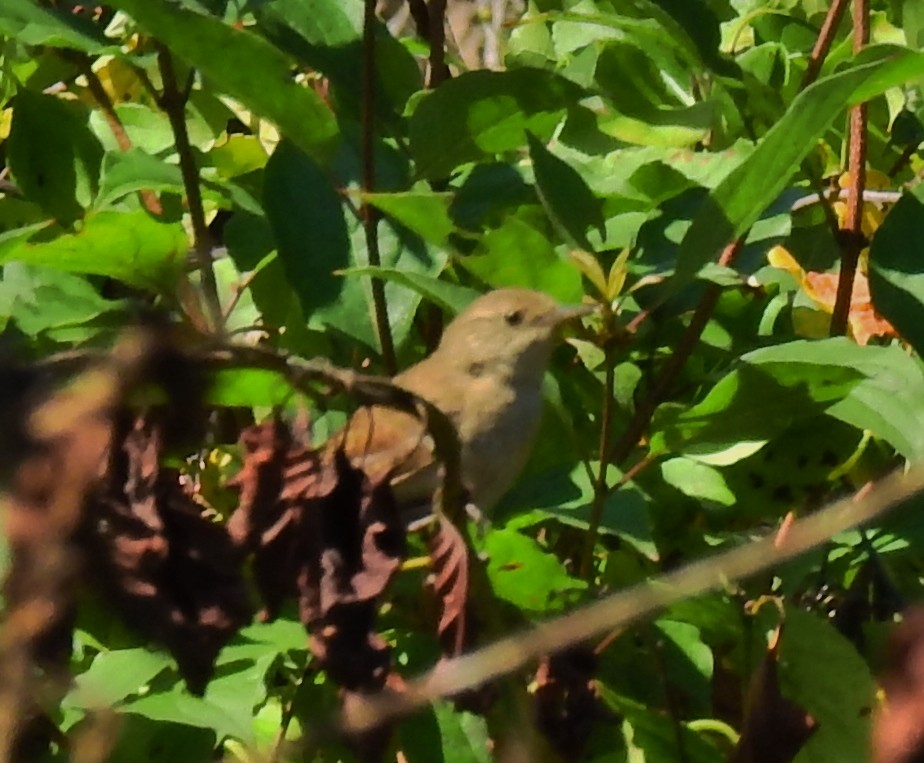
left=504, top=309, right=524, bottom=326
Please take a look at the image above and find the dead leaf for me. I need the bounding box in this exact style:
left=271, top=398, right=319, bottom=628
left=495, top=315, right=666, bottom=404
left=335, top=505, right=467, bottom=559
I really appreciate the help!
left=732, top=626, right=817, bottom=763
left=83, top=416, right=251, bottom=694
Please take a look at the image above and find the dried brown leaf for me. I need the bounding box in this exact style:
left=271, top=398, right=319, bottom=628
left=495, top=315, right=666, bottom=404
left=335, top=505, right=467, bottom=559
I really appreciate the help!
left=83, top=416, right=251, bottom=694
left=427, top=515, right=471, bottom=657
left=733, top=627, right=817, bottom=763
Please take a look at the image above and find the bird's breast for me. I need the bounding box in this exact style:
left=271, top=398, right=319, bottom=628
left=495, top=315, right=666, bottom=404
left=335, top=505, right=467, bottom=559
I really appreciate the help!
left=457, top=377, right=543, bottom=510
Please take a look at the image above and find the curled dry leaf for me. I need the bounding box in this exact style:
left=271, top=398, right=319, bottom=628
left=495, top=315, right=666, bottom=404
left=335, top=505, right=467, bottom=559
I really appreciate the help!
left=427, top=515, right=471, bottom=657
left=872, top=607, right=924, bottom=763
left=228, top=420, right=406, bottom=692
left=732, top=626, right=817, bottom=763
left=83, top=416, right=251, bottom=694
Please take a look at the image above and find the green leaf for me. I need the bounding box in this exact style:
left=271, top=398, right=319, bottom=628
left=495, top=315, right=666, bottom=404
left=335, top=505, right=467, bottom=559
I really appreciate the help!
left=207, top=368, right=298, bottom=408
left=527, top=132, right=604, bottom=251
left=0, top=0, right=113, bottom=53
left=483, top=529, right=586, bottom=613
left=65, top=649, right=171, bottom=710
left=1, top=211, right=187, bottom=294
left=650, top=345, right=866, bottom=457
left=338, top=267, right=479, bottom=314
left=675, top=46, right=924, bottom=289
left=463, top=215, right=584, bottom=302
left=602, top=691, right=724, bottom=763
left=8, top=89, right=103, bottom=223
left=69, top=715, right=215, bottom=763
left=660, top=458, right=736, bottom=506
left=503, top=462, right=658, bottom=561
left=255, top=0, right=419, bottom=119
left=363, top=191, right=454, bottom=247
left=746, top=339, right=924, bottom=461
left=0, top=263, right=126, bottom=341
left=263, top=140, right=351, bottom=317
left=409, top=68, right=581, bottom=178
left=653, top=619, right=713, bottom=713
left=868, top=184, right=924, bottom=358
left=106, top=0, right=339, bottom=166
left=95, top=149, right=184, bottom=209
left=778, top=608, right=875, bottom=763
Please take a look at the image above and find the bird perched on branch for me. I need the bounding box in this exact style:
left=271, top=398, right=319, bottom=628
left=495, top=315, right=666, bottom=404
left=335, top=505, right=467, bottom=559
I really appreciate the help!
left=336, top=288, right=591, bottom=522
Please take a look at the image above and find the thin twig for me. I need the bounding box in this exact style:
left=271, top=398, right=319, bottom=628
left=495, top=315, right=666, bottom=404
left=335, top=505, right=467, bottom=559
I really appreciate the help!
left=362, top=0, right=397, bottom=374
left=341, top=464, right=924, bottom=732
left=580, top=307, right=617, bottom=581
left=609, top=240, right=744, bottom=467
left=830, top=0, right=870, bottom=336
left=427, top=0, right=450, bottom=87
left=155, top=44, right=224, bottom=334
left=801, top=0, right=850, bottom=89
left=66, top=52, right=163, bottom=216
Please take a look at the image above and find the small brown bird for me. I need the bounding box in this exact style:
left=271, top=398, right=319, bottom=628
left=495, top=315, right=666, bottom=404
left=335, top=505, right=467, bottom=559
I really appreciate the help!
left=337, top=288, right=591, bottom=520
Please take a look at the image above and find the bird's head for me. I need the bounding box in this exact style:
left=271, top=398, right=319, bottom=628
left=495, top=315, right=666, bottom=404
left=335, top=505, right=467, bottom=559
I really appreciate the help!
left=436, top=288, right=591, bottom=381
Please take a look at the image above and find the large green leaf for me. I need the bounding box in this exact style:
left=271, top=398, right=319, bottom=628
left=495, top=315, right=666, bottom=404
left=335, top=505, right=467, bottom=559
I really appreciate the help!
left=65, top=649, right=171, bottom=710
left=106, top=0, right=339, bottom=166
left=409, top=68, right=582, bottom=178
left=527, top=132, right=604, bottom=251
left=8, top=89, right=103, bottom=224
left=95, top=149, right=184, bottom=209
left=483, top=528, right=586, bottom=614
left=503, top=461, right=658, bottom=561
left=868, top=184, right=924, bottom=358
left=778, top=608, right=875, bottom=763
left=0, top=210, right=187, bottom=294
left=462, top=214, right=584, bottom=302
left=264, top=141, right=446, bottom=351
left=746, top=339, right=924, bottom=462
left=675, top=46, right=924, bottom=287
left=650, top=342, right=867, bottom=457
left=254, top=0, right=419, bottom=120
left=363, top=191, right=454, bottom=247
left=0, top=263, right=126, bottom=341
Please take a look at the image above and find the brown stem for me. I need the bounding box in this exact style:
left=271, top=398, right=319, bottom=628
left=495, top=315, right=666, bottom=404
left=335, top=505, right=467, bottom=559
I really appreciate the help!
left=830, top=0, right=869, bottom=336
left=66, top=52, right=163, bottom=215
left=609, top=240, right=745, bottom=467
left=801, top=0, right=850, bottom=89
left=887, top=143, right=917, bottom=178
left=427, top=0, right=450, bottom=87
left=362, top=0, right=397, bottom=374
left=155, top=44, right=224, bottom=333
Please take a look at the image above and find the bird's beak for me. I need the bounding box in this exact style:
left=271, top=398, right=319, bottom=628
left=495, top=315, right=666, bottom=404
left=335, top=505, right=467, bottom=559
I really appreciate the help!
left=551, top=303, right=595, bottom=326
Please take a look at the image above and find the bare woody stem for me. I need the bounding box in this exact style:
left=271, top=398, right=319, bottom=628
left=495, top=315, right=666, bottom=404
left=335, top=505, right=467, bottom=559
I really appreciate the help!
left=610, top=239, right=744, bottom=468
left=801, top=0, right=850, bottom=88
left=362, top=0, right=397, bottom=374
left=155, top=44, right=224, bottom=334
left=830, top=0, right=870, bottom=336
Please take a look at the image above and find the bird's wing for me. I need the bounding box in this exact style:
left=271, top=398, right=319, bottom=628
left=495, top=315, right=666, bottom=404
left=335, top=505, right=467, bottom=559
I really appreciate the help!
left=337, top=404, right=440, bottom=506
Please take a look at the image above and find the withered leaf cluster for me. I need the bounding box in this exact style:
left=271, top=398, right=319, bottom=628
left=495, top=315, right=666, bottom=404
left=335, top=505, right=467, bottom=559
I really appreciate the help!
left=1, top=334, right=490, bottom=761
left=227, top=419, right=407, bottom=693
left=83, top=415, right=252, bottom=695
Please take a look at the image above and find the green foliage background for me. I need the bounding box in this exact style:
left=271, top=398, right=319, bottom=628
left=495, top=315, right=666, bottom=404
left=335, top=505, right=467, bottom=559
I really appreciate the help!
left=4, top=0, right=924, bottom=760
